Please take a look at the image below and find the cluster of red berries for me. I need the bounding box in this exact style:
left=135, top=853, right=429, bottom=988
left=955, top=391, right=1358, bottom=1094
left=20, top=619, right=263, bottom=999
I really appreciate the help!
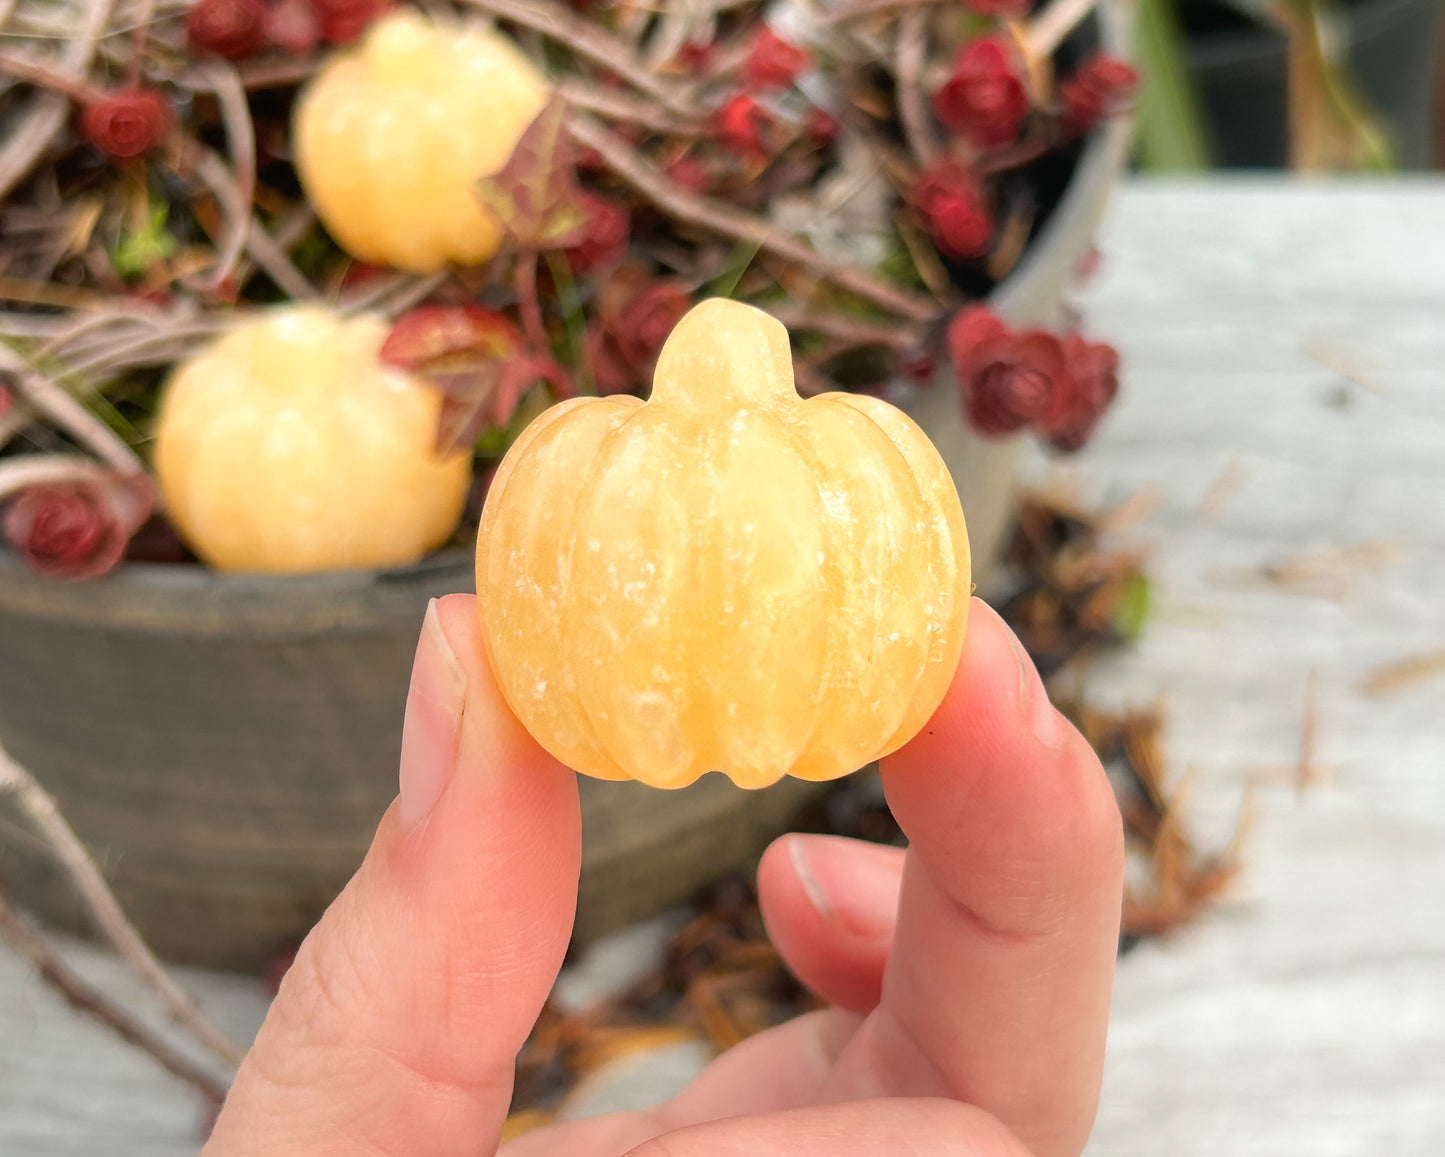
left=709, top=27, right=818, bottom=161
left=587, top=272, right=692, bottom=396
left=919, top=45, right=1137, bottom=265
left=185, top=0, right=390, bottom=60
left=947, top=306, right=1120, bottom=452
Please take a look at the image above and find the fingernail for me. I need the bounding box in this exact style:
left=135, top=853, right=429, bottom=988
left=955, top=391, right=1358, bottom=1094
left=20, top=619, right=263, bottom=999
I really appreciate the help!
left=1002, top=619, right=1062, bottom=749
left=788, top=836, right=899, bottom=940
left=398, top=599, right=467, bottom=826
left=789, top=835, right=834, bottom=923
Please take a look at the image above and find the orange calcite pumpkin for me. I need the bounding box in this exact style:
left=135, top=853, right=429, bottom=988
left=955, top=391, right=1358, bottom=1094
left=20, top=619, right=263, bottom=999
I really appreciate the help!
left=294, top=11, right=548, bottom=273
left=155, top=306, right=471, bottom=573
left=477, top=299, right=970, bottom=789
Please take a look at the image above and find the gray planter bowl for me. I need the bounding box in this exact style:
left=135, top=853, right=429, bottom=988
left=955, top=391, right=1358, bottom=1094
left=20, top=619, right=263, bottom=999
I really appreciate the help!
left=0, top=7, right=1131, bottom=971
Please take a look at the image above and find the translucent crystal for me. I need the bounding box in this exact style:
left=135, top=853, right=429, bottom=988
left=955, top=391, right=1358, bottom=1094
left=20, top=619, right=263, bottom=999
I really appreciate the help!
left=477, top=299, right=971, bottom=789
left=294, top=11, right=548, bottom=273
left=155, top=306, right=471, bottom=573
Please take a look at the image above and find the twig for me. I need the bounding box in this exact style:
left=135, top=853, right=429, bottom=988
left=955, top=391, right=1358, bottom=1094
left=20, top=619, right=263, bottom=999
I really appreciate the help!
left=568, top=116, right=939, bottom=324
left=894, top=11, right=939, bottom=168
left=0, top=0, right=116, bottom=200
left=0, top=48, right=101, bottom=102
left=769, top=305, right=920, bottom=350
left=189, top=63, right=256, bottom=291
left=1360, top=647, right=1445, bottom=697
left=0, top=738, right=246, bottom=1068
left=1026, top=0, right=1100, bottom=60
left=459, top=0, right=698, bottom=116
left=234, top=55, right=320, bottom=89
left=243, top=215, right=319, bottom=300
left=0, top=345, right=145, bottom=474
left=125, top=0, right=158, bottom=86
left=556, top=78, right=700, bottom=136
left=820, top=0, right=950, bottom=26
left=515, top=250, right=546, bottom=351
left=0, top=889, right=230, bottom=1104
left=0, top=453, right=115, bottom=500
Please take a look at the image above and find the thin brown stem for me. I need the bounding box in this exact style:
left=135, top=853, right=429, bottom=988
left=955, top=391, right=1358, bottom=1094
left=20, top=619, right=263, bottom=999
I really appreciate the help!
left=0, top=889, right=230, bottom=1105
left=556, top=78, right=700, bottom=136
left=458, top=0, right=698, bottom=117
left=567, top=116, right=940, bottom=324
left=125, top=0, right=158, bottom=87
left=894, top=11, right=939, bottom=169
left=0, top=455, right=114, bottom=501
left=1026, top=0, right=1100, bottom=59
left=0, top=0, right=116, bottom=199
left=516, top=250, right=547, bottom=351
left=821, top=0, right=950, bottom=28
left=0, top=739, right=246, bottom=1069
left=188, top=64, right=256, bottom=292
left=0, top=48, right=102, bottom=103
left=0, top=345, right=145, bottom=474
left=770, top=306, right=922, bottom=350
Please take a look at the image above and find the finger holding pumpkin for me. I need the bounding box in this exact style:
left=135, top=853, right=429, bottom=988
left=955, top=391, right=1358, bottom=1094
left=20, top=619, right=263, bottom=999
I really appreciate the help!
left=476, top=299, right=971, bottom=789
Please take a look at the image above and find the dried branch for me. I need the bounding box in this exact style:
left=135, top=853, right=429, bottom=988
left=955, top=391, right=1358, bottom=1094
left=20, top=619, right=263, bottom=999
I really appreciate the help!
left=243, top=215, right=319, bottom=300
left=555, top=78, right=702, bottom=136
left=568, top=116, right=940, bottom=324
left=0, top=345, right=145, bottom=474
left=0, top=454, right=116, bottom=500
left=1026, top=0, right=1100, bottom=60
left=0, top=889, right=230, bottom=1104
left=0, top=47, right=101, bottom=102
left=0, top=738, right=246, bottom=1069
left=187, top=63, right=256, bottom=292
left=894, top=11, right=939, bottom=168
left=0, top=0, right=116, bottom=200
left=459, top=0, right=699, bottom=116
left=820, top=0, right=951, bottom=28
left=770, top=305, right=921, bottom=350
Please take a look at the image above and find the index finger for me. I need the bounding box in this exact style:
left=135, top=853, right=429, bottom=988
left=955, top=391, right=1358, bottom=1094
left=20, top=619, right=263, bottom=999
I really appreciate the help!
left=820, top=599, right=1124, bottom=1157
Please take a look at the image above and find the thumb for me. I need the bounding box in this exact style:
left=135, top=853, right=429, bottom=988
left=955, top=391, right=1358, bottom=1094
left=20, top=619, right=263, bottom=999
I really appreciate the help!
left=205, top=593, right=581, bottom=1156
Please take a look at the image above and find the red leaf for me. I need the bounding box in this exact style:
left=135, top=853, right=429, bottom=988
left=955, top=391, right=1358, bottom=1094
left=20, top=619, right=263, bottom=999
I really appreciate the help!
left=474, top=97, right=591, bottom=251
left=382, top=307, right=575, bottom=455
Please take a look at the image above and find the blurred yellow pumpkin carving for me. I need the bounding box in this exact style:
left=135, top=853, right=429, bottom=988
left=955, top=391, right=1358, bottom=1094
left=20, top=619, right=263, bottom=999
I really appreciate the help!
left=155, top=306, right=471, bottom=573
left=476, top=299, right=971, bottom=790
left=294, top=10, right=549, bottom=273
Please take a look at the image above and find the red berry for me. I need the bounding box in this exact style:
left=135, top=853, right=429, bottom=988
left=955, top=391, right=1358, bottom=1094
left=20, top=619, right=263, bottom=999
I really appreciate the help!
left=1045, top=335, right=1120, bottom=450
left=566, top=193, right=630, bottom=274
left=714, top=93, right=770, bottom=158
left=947, top=308, right=1079, bottom=439
left=806, top=107, right=840, bottom=147
left=665, top=154, right=711, bottom=193
left=742, top=28, right=810, bottom=92
left=263, top=0, right=322, bottom=55
left=1060, top=53, right=1139, bottom=132
left=81, top=89, right=171, bottom=159
left=931, top=37, right=1031, bottom=150
left=909, top=161, right=993, bottom=260
left=186, top=0, right=269, bottom=60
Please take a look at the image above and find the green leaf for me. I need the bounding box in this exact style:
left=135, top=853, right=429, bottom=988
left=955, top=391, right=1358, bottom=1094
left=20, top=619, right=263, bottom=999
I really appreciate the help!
left=1134, top=0, right=1213, bottom=171
left=111, top=203, right=177, bottom=279
left=707, top=238, right=765, bottom=300
left=1113, top=573, right=1152, bottom=643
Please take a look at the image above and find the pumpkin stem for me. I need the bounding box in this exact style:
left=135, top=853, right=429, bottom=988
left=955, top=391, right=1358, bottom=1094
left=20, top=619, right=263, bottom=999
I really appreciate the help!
left=650, top=299, right=799, bottom=415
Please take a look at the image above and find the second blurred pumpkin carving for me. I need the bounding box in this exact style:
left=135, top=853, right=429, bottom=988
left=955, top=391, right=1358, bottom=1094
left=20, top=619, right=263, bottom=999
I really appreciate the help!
left=477, top=300, right=971, bottom=790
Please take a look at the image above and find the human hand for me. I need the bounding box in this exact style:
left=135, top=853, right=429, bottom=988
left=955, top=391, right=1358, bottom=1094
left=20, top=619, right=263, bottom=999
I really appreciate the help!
left=203, top=593, right=1123, bottom=1157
